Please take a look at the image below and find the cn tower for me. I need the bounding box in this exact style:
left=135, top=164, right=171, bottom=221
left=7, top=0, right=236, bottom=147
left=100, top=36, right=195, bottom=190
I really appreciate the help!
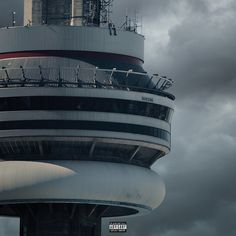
left=0, top=0, right=175, bottom=235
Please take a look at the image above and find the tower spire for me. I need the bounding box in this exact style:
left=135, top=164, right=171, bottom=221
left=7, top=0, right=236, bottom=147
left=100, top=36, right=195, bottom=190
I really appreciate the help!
left=24, top=0, right=103, bottom=26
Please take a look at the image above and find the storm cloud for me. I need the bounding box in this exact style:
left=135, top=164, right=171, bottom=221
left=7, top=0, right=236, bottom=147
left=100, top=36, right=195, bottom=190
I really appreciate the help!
left=103, top=0, right=236, bottom=236
left=0, top=0, right=236, bottom=236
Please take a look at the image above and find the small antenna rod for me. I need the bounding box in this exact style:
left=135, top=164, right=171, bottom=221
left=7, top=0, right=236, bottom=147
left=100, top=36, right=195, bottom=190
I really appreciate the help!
left=12, top=11, right=16, bottom=26
left=125, top=8, right=128, bottom=30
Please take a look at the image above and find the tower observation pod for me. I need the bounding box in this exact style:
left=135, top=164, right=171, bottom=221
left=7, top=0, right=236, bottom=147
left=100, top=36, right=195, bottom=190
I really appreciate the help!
left=0, top=0, right=175, bottom=235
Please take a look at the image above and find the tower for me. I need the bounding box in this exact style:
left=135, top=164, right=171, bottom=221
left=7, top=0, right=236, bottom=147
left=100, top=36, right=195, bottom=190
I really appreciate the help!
left=0, top=0, right=175, bottom=235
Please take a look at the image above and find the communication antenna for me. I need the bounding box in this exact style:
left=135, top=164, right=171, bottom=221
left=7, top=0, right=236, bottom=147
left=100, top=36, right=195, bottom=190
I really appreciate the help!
left=12, top=11, right=16, bottom=26
left=133, top=10, right=143, bottom=34
left=100, top=0, right=114, bottom=25
left=125, top=8, right=128, bottom=29
left=140, top=15, right=143, bottom=35
left=118, top=9, right=142, bottom=33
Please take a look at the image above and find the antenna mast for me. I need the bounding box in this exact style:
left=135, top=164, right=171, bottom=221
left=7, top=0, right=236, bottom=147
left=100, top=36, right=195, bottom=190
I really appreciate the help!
left=100, top=0, right=114, bottom=25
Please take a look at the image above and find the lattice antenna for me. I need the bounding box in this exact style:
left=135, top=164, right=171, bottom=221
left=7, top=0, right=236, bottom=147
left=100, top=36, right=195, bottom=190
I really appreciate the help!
left=100, top=0, right=114, bottom=25
left=119, top=9, right=142, bottom=33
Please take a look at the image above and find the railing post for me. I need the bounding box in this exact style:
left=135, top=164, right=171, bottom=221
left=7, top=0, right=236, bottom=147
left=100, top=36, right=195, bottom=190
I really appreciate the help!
left=39, top=65, right=45, bottom=87
left=0, top=67, right=174, bottom=97
left=58, top=67, right=62, bottom=87
left=4, top=69, right=10, bottom=87
left=20, top=66, right=27, bottom=87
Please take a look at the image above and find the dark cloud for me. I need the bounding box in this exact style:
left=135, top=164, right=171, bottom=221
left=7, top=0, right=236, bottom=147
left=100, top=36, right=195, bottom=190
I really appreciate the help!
left=131, top=0, right=236, bottom=101
left=103, top=0, right=236, bottom=236
left=158, top=5, right=236, bottom=99
left=1, top=1, right=236, bottom=236
left=103, top=101, right=236, bottom=236
left=104, top=129, right=236, bottom=235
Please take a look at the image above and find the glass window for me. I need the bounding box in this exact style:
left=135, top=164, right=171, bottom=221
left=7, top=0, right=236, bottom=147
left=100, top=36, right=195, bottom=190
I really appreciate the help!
left=0, top=96, right=173, bottom=122
left=0, top=120, right=171, bottom=142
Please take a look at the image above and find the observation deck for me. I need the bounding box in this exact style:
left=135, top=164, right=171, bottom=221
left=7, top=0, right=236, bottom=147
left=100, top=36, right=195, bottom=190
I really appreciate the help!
left=0, top=66, right=174, bottom=168
left=0, top=25, right=144, bottom=66
left=0, top=1, right=175, bottom=234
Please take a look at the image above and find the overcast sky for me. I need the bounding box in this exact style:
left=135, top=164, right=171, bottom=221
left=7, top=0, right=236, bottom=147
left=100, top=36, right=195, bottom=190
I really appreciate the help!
left=0, top=0, right=236, bottom=236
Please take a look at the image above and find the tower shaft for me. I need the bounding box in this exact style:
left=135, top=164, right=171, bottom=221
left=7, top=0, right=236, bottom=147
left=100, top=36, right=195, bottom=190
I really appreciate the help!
left=24, top=0, right=101, bottom=26
left=19, top=204, right=101, bottom=236
left=71, top=0, right=84, bottom=26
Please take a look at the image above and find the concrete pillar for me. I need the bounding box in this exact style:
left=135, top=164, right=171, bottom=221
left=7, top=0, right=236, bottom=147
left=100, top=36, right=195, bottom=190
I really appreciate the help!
left=25, top=0, right=83, bottom=26
left=24, top=0, right=33, bottom=25
left=24, top=0, right=43, bottom=25
left=71, top=0, right=84, bottom=26
left=19, top=204, right=101, bottom=236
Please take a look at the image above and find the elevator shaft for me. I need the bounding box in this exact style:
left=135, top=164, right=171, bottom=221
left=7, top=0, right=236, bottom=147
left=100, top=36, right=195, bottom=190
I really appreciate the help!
left=18, top=204, right=102, bottom=236
left=24, top=0, right=101, bottom=26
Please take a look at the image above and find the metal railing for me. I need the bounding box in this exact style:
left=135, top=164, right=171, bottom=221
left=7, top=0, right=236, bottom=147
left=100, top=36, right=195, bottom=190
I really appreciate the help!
left=0, top=66, right=175, bottom=100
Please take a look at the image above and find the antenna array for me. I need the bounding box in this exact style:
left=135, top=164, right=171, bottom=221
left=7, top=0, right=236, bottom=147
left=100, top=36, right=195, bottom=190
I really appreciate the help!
left=100, top=0, right=114, bottom=24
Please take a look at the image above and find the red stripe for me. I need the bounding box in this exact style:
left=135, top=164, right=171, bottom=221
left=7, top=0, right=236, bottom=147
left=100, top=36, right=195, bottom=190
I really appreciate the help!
left=0, top=50, right=143, bottom=66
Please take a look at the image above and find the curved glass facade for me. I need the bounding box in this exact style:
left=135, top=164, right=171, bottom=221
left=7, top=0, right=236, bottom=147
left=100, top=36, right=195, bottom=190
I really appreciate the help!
left=0, top=120, right=171, bottom=142
left=0, top=96, right=173, bottom=123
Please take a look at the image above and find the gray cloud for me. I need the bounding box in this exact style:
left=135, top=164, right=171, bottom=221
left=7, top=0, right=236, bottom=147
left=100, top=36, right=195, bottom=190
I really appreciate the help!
left=103, top=99, right=236, bottom=236
left=161, top=8, right=236, bottom=99
left=103, top=0, right=236, bottom=236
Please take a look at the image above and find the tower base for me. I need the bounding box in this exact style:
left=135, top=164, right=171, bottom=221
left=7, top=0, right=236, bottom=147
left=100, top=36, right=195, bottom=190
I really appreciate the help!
left=6, top=203, right=104, bottom=236
left=0, top=161, right=166, bottom=235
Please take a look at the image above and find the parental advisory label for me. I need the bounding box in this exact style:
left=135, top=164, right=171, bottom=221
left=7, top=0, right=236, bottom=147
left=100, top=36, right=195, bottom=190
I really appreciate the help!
left=109, top=222, right=127, bottom=233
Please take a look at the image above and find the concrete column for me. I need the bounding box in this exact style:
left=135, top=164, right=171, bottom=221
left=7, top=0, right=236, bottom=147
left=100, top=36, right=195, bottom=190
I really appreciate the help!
left=19, top=204, right=101, bottom=236
left=71, top=0, right=84, bottom=26
left=24, top=0, right=33, bottom=25
left=24, top=0, right=43, bottom=25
